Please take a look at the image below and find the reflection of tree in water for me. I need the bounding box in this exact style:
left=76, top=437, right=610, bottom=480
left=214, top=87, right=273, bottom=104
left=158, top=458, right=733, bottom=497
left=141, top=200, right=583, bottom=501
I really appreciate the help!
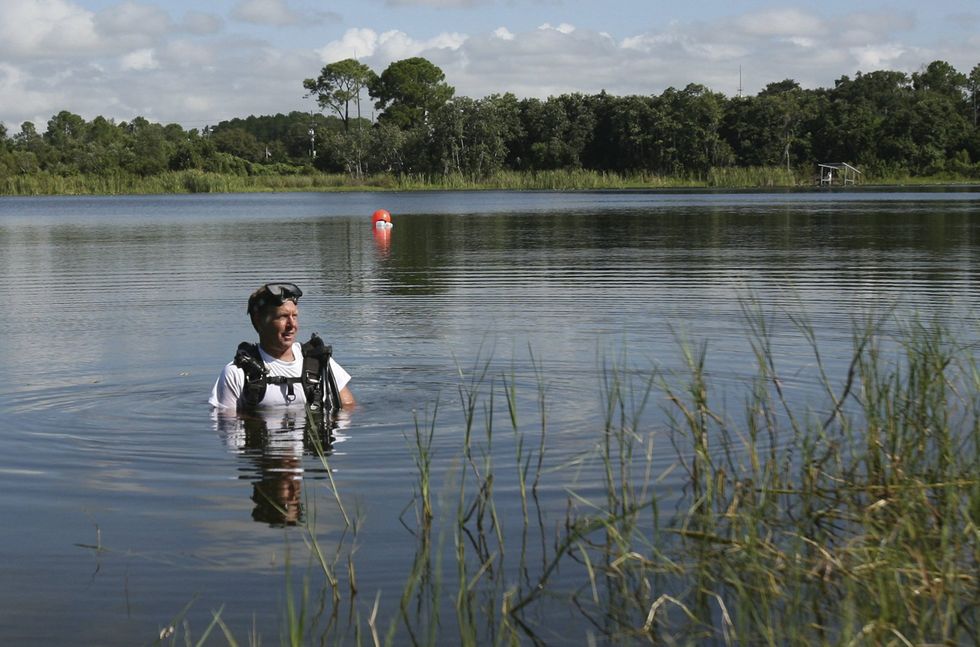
left=216, top=411, right=339, bottom=527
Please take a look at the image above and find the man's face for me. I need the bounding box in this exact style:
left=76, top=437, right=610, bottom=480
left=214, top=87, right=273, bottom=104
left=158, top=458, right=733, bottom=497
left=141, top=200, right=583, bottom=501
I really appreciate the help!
left=254, top=300, right=299, bottom=356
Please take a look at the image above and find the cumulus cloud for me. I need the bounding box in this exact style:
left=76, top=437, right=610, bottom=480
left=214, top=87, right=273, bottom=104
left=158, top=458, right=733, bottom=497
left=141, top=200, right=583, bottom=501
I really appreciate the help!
left=97, top=2, right=171, bottom=38
left=120, top=48, right=159, bottom=71
left=315, top=27, right=379, bottom=63
left=538, top=22, right=575, bottom=34
left=161, top=39, right=217, bottom=67
left=0, top=0, right=100, bottom=58
left=0, top=0, right=324, bottom=129
left=432, top=9, right=968, bottom=101
left=316, top=27, right=466, bottom=64
left=309, top=10, right=977, bottom=106
left=849, top=44, right=911, bottom=69
left=0, top=1, right=977, bottom=134
left=0, top=63, right=52, bottom=124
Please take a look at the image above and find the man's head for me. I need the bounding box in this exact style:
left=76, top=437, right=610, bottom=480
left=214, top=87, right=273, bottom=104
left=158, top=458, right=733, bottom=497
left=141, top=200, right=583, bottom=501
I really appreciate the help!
left=248, top=283, right=303, bottom=357
left=247, top=282, right=302, bottom=319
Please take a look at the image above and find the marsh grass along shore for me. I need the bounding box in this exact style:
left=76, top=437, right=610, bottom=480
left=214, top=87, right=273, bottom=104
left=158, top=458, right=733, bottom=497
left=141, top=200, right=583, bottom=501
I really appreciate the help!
left=160, top=310, right=980, bottom=645
left=3, top=167, right=980, bottom=196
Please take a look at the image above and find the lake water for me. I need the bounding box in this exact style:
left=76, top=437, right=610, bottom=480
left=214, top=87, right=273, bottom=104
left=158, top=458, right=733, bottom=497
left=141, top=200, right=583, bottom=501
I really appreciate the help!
left=0, top=189, right=977, bottom=645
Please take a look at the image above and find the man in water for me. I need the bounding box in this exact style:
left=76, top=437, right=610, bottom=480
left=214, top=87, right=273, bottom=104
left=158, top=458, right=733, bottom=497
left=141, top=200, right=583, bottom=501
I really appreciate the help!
left=209, top=282, right=355, bottom=410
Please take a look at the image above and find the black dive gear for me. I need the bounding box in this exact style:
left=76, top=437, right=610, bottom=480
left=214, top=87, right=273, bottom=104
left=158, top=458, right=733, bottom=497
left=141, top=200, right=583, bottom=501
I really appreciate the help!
left=247, top=282, right=303, bottom=316
left=232, top=333, right=341, bottom=411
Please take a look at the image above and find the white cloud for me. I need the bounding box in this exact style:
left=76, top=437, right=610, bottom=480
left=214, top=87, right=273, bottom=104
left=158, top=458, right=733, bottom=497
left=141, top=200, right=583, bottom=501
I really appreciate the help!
left=0, top=3, right=977, bottom=133
left=317, top=28, right=466, bottom=65
left=785, top=37, right=816, bottom=48
left=120, top=48, right=159, bottom=71
left=840, top=11, right=915, bottom=34
left=161, top=39, right=216, bottom=67
left=97, top=2, right=171, bottom=37
left=538, top=22, right=575, bottom=34
left=0, top=63, right=52, bottom=123
left=0, top=0, right=100, bottom=58
left=849, top=44, right=908, bottom=69
left=316, top=28, right=380, bottom=62
left=232, top=0, right=301, bottom=26
left=375, top=29, right=467, bottom=61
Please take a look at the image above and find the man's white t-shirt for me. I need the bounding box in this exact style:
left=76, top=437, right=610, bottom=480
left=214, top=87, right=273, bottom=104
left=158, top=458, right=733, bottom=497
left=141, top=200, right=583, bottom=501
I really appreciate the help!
left=209, top=342, right=351, bottom=410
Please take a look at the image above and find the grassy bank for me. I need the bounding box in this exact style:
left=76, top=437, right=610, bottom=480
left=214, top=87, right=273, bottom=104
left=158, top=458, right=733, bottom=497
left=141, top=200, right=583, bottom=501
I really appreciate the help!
left=161, top=310, right=979, bottom=645
left=4, top=167, right=979, bottom=196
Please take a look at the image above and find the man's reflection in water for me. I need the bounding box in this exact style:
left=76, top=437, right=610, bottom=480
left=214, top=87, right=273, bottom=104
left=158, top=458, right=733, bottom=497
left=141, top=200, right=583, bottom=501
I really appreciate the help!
left=213, top=410, right=349, bottom=526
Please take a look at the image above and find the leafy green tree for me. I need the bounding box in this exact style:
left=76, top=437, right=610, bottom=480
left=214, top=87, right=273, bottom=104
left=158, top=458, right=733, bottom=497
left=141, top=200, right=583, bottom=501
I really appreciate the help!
left=370, top=57, right=454, bottom=130
left=579, top=91, right=616, bottom=170
left=11, top=123, right=47, bottom=171
left=169, top=140, right=201, bottom=171
left=906, top=89, right=971, bottom=173
left=595, top=94, right=660, bottom=171
left=0, top=125, right=11, bottom=178
left=516, top=98, right=562, bottom=169
left=818, top=70, right=913, bottom=171
left=430, top=94, right=522, bottom=177
left=70, top=116, right=127, bottom=175
left=43, top=110, right=87, bottom=173
left=123, top=117, right=173, bottom=176
left=555, top=94, right=597, bottom=169
left=45, top=111, right=85, bottom=148
left=968, top=63, right=980, bottom=127
left=303, top=59, right=377, bottom=177
left=304, top=59, right=377, bottom=132
left=317, top=120, right=373, bottom=176
left=912, top=60, right=967, bottom=101
left=515, top=94, right=595, bottom=170
left=13, top=122, right=40, bottom=147
left=727, top=80, right=820, bottom=171
left=365, top=121, right=409, bottom=173
left=211, top=127, right=263, bottom=162
left=758, top=80, right=809, bottom=171
left=664, top=84, right=734, bottom=173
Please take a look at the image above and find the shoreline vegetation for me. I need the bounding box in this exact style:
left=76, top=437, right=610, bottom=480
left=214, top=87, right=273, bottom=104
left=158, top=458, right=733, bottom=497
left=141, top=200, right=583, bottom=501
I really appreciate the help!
left=3, top=167, right=980, bottom=197
left=3, top=59, right=979, bottom=198
left=160, top=309, right=979, bottom=645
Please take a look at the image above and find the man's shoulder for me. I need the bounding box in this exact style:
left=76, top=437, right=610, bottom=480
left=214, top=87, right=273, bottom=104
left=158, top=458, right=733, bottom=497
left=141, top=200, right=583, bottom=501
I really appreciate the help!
left=219, top=360, right=245, bottom=379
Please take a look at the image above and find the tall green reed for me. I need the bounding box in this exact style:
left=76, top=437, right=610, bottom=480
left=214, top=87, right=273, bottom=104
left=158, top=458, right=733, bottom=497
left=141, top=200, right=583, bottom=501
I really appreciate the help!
left=158, top=308, right=978, bottom=645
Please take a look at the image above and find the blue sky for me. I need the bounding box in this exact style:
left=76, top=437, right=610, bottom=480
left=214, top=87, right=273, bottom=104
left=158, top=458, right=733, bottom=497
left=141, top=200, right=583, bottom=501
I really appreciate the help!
left=1, top=0, right=978, bottom=130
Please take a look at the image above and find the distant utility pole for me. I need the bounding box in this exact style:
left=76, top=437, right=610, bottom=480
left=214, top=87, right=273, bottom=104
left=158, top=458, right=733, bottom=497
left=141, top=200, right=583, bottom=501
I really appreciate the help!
left=738, top=65, right=743, bottom=98
left=308, top=112, right=316, bottom=159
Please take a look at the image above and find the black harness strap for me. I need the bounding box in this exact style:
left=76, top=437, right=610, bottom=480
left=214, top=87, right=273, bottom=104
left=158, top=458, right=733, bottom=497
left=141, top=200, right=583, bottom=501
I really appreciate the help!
left=234, top=342, right=269, bottom=408
left=300, top=333, right=338, bottom=412
left=233, top=334, right=340, bottom=411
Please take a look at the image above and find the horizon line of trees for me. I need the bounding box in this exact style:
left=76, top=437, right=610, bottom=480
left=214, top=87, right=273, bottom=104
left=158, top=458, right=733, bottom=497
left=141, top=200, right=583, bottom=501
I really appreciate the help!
left=2, top=58, right=979, bottom=182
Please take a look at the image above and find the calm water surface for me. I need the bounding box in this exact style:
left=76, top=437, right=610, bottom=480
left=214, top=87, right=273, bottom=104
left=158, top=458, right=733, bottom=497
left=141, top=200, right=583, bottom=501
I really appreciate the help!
left=0, top=189, right=977, bottom=644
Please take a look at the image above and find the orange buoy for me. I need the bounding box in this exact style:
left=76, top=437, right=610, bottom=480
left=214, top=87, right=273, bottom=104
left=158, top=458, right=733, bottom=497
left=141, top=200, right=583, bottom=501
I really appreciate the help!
left=372, top=209, right=392, bottom=228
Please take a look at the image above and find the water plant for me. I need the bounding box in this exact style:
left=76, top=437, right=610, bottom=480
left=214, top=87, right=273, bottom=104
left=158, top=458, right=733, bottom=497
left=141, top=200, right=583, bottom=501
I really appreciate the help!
left=158, top=308, right=979, bottom=645
left=0, top=165, right=915, bottom=196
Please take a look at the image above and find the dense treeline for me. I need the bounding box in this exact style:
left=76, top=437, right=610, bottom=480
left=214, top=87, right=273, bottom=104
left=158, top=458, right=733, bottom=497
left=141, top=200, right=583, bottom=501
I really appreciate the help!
left=2, top=58, right=979, bottom=189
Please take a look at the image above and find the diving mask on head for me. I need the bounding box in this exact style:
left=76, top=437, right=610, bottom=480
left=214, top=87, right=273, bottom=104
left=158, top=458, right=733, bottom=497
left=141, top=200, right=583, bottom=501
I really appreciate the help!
left=247, top=282, right=303, bottom=315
